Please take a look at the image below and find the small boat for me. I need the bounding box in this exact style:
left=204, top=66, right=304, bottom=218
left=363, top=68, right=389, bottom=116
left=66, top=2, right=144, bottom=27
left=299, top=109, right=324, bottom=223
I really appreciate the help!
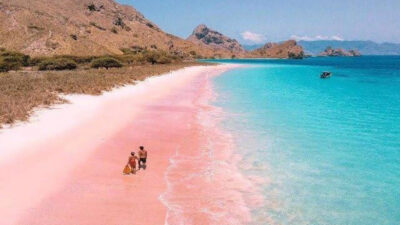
left=320, top=71, right=331, bottom=79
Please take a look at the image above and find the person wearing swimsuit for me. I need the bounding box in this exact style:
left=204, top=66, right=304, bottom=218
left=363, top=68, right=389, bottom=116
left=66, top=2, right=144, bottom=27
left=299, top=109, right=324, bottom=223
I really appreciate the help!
left=138, top=146, right=148, bottom=170
left=128, top=152, right=138, bottom=174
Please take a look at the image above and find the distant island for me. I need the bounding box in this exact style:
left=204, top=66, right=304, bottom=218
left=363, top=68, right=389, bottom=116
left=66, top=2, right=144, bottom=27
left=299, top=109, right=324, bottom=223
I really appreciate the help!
left=187, top=24, right=304, bottom=59
left=244, top=40, right=400, bottom=56
left=318, top=47, right=361, bottom=57
left=298, top=40, right=400, bottom=56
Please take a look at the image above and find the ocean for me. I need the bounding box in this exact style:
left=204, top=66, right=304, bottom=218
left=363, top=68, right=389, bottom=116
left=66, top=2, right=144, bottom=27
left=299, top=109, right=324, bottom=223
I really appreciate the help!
left=207, top=56, right=400, bottom=225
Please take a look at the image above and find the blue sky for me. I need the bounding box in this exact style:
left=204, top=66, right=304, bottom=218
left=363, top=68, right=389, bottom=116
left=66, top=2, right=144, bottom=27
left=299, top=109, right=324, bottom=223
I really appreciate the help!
left=116, top=0, right=400, bottom=44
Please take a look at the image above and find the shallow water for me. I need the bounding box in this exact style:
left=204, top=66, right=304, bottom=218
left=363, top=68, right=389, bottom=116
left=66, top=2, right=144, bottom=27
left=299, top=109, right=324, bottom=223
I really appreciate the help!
left=209, top=56, right=400, bottom=225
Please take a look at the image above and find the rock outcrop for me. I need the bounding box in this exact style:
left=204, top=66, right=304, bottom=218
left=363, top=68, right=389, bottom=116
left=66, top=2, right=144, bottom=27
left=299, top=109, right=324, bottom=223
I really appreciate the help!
left=187, top=24, right=245, bottom=53
left=249, top=40, right=304, bottom=59
left=319, top=47, right=361, bottom=57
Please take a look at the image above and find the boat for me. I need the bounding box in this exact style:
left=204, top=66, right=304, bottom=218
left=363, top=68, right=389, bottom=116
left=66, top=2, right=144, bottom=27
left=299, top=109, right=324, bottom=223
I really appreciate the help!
left=320, top=71, right=331, bottom=79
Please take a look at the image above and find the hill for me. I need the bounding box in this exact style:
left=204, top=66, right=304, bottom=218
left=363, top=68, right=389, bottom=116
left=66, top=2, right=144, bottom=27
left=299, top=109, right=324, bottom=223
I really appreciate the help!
left=0, top=0, right=224, bottom=57
left=249, top=40, right=304, bottom=59
left=187, top=25, right=304, bottom=59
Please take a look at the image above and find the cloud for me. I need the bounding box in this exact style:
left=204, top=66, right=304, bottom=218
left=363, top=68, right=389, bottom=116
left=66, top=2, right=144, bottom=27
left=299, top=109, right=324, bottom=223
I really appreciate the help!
left=241, top=31, right=266, bottom=43
left=290, top=35, right=344, bottom=41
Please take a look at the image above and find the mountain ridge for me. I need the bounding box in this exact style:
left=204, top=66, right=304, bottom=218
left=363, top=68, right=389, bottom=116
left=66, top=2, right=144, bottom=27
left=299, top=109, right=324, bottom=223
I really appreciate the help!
left=299, top=40, right=400, bottom=55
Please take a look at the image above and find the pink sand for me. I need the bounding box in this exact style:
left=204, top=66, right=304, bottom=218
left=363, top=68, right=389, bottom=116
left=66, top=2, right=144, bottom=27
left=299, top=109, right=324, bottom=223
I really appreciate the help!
left=0, top=64, right=259, bottom=225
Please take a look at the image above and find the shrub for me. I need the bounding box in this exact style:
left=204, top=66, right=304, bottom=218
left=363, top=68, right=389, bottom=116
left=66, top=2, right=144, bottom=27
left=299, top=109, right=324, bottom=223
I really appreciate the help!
left=0, top=50, right=30, bottom=66
left=0, top=59, right=21, bottom=72
left=32, top=55, right=96, bottom=65
left=143, top=51, right=160, bottom=65
left=29, top=57, right=48, bottom=66
left=114, top=17, right=124, bottom=27
left=143, top=51, right=174, bottom=65
left=38, top=58, right=77, bottom=71
left=87, top=4, right=97, bottom=11
left=0, top=50, right=30, bottom=71
left=111, top=27, right=118, bottom=34
left=70, top=34, right=78, bottom=40
left=91, top=57, right=123, bottom=69
left=56, top=55, right=96, bottom=64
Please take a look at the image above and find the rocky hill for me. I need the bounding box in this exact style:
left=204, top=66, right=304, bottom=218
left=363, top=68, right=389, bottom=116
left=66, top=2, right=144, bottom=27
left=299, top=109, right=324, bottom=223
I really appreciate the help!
left=0, top=0, right=224, bottom=57
left=249, top=40, right=304, bottom=59
left=187, top=24, right=304, bottom=59
left=187, top=24, right=245, bottom=54
left=319, top=47, right=361, bottom=57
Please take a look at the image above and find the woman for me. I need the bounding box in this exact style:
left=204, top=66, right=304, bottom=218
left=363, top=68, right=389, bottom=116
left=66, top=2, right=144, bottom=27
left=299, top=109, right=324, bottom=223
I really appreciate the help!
left=127, top=152, right=138, bottom=174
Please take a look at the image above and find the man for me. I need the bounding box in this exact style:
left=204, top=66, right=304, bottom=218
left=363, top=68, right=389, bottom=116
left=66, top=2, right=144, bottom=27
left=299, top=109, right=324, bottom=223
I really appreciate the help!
left=127, top=152, right=138, bottom=174
left=138, top=146, right=148, bottom=170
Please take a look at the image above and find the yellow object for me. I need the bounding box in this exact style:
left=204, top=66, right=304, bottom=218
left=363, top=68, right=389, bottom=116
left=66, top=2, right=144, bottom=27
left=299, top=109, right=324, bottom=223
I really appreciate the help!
left=123, top=165, right=131, bottom=175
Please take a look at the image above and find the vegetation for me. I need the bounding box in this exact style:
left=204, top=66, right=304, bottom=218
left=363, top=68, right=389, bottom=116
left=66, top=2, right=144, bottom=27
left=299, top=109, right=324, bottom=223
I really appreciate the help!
left=288, top=51, right=304, bottom=59
left=38, top=58, right=78, bottom=71
left=0, top=62, right=204, bottom=126
left=87, top=3, right=97, bottom=12
left=0, top=47, right=182, bottom=73
left=143, top=51, right=173, bottom=65
left=91, top=57, right=123, bottom=69
left=0, top=59, right=20, bottom=72
left=114, top=17, right=124, bottom=27
left=0, top=49, right=30, bottom=72
left=70, top=34, right=78, bottom=40
left=30, top=55, right=96, bottom=66
left=111, top=27, right=118, bottom=34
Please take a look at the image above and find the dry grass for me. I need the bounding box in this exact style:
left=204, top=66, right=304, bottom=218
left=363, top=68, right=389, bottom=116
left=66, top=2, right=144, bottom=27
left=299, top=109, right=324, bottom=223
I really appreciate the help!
left=0, top=62, right=206, bottom=127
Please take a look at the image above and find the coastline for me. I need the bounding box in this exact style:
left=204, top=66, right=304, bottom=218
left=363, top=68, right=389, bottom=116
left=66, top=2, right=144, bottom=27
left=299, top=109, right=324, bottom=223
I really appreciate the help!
left=0, top=64, right=241, bottom=225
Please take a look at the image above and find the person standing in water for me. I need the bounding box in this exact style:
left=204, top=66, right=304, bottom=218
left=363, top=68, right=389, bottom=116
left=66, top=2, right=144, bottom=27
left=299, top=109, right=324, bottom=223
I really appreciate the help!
left=138, top=146, right=148, bottom=170
left=127, top=152, right=138, bottom=174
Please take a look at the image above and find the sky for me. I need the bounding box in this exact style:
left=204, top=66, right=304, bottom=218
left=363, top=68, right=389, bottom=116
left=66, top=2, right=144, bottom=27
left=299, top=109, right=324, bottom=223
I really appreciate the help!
left=116, top=0, right=400, bottom=44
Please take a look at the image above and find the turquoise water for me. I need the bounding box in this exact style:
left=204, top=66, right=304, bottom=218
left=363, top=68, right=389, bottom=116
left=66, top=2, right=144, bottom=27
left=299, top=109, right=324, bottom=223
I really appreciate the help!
left=209, top=57, right=400, bottom=225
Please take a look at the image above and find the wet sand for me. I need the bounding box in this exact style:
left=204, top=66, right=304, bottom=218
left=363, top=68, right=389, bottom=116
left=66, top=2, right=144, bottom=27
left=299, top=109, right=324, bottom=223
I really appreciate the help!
left=0, top=64, right=242, bottom=225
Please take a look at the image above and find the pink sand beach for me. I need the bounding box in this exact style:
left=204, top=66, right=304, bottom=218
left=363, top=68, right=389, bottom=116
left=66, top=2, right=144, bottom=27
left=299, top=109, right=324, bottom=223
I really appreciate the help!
left=0, top=64, right=261, bottom=225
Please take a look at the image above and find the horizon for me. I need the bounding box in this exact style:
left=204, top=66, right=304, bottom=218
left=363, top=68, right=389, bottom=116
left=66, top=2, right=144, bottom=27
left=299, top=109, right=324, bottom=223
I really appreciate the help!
left=117, top=0, right=400, bottom=44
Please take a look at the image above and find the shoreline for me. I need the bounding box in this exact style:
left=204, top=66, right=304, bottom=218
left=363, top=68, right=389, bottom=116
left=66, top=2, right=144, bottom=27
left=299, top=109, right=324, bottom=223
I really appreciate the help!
left=0, top=64, right=242, bottom=225
left=0, top=62, right=206, bottom=127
